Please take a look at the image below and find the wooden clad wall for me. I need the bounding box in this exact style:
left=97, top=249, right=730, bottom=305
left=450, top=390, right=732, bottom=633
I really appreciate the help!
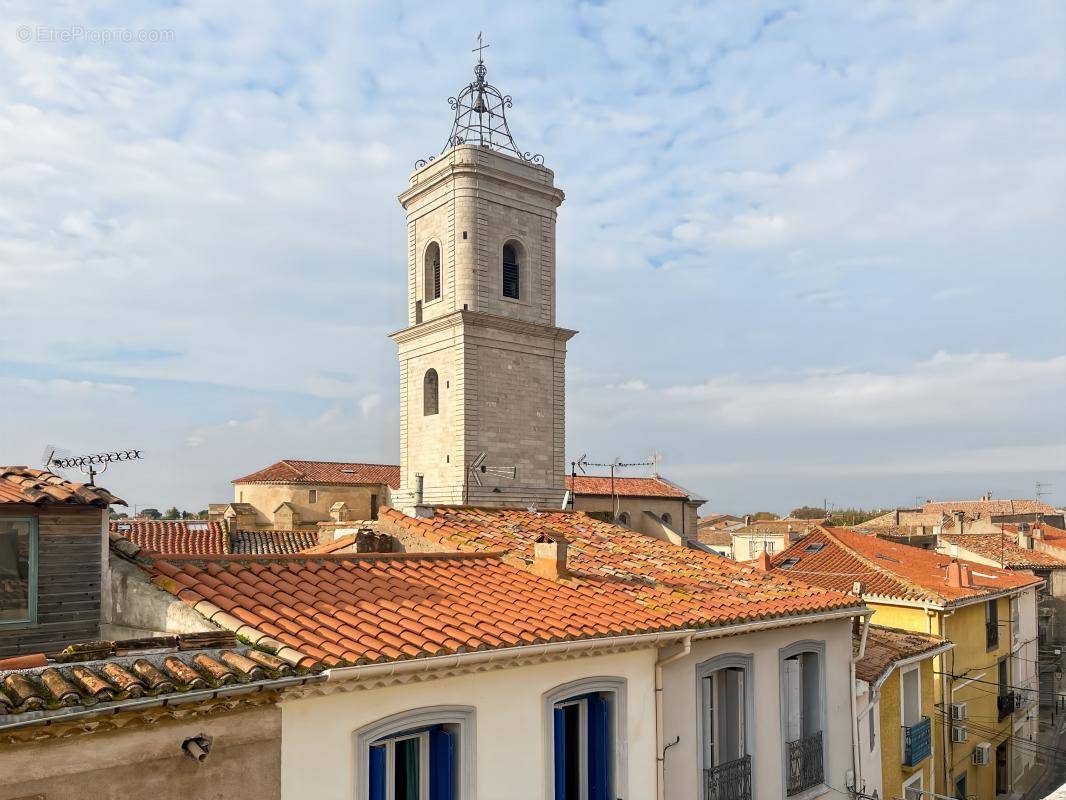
left=0, top=504, right=103, bottom=657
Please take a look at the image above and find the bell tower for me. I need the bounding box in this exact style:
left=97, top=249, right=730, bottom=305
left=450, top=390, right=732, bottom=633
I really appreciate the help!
left=390, top=47, right=576, bottom=511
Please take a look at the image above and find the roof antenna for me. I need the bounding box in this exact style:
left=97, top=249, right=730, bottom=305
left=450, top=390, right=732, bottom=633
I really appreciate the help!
left=574, top=454, right=655, bottom=523
left=47, top=449, right=143, bottom=485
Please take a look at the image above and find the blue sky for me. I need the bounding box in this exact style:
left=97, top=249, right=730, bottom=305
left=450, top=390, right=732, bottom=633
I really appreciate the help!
left=1, top=1, right=1063, bottom=514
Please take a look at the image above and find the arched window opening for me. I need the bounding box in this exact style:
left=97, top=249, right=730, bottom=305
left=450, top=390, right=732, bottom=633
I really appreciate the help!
left=661, top=512, right=672, bottom=526
left=423, top=369, right=439, bottom=416
left=616, top=512, right=630, bottom=527
left=502, top=242, right=520, bottom=299
left=424, top=242, right=442, bottom=302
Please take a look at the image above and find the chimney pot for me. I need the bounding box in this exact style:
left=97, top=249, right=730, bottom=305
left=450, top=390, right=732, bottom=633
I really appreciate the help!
left=744, top=514, right=753, bottom=526
left=532, top=532, right=568, bottom=580
left=852, top=581, right=865, bottom=595
left=755, top=549, right=772, bottom=572
left=960, top=564, right=974, bottom=587
left=946, top=561, right=964, bottom=588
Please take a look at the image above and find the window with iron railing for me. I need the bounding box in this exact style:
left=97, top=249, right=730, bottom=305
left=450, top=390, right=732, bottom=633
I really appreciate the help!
left=902, top=716, right=931, bottom=766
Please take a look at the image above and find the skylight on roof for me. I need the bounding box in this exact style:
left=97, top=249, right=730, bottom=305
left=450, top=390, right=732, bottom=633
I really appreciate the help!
left=780, top=557, right=801, bottom=568
left=804, top=543, right=825, bottom=552
left=117, top=523, right=130, bottom=531
left=186, top=522, right=208, bottom=531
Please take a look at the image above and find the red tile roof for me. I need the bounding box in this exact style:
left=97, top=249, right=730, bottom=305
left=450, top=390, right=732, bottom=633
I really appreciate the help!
left=0, top=467, right=124, bottom=507
left=923, top=499, right=1059, bottom=516
left=940, top=534, right=1066, bottom=570
left=232, top=460, right=400, bottom=489
left=772, top=526, right=1041, bottom=605
left=697, top=529, right=733, bottom=547
left=565, top=475, right=690, bottom=499
left=854, top=625, right=951, bottom=684
left=110, top=520, right=229, bottom=556
left=382, top=506, right=859, bottom=617
left=130, top=507, right=863, bottom=670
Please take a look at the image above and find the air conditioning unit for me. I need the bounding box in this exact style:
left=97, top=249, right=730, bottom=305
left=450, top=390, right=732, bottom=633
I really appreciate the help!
left=950, top=702, right=968, bottom=720
left=973, top=742, right=992, bottom=766
left=951, top=725, right=968, bottom=743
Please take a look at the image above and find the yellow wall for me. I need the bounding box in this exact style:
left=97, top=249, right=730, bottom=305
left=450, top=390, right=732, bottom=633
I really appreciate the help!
left=866, top=597, right=1014, bottom=799
left=878, top=660, right=936, bottom=800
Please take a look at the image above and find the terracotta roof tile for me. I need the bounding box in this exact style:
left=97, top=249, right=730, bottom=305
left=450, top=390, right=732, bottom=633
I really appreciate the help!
left=923, top=499, right=1059, bottom=516
left=110, top=520, right=229, bottom=555
left=564, top=475, right=689, bottom=499
left=940, top=533, right=1066, bottom=570
left=0, top=467, right=124, bottom=507
left=773, top=526, right=1041, bottom=605
left=232, top=529, right=320, bottom=554
left=232, top=460, right=400, bottom=489
left=854, top=625, right=951, bottom=684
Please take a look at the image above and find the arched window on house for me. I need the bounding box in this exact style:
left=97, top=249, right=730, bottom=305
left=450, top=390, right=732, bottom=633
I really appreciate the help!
left=424, top=242, right=442, bottom=302
left=661, top=512, right=673, bottom=526
left=423, top=369, right=439, bottom=416
left=502, top=242, right=520, bottom=299
left=616, top=512, right=630, bottom=527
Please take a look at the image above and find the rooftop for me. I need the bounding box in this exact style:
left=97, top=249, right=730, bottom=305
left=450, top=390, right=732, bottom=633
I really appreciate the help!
left=110, top=519, right=229, bottom=555
left=940, top=533, right=1066, bottom=570
left=232, top=459, right=401, bottom=489
left=772, top=526, right=1041, bottom=606
left=922, top=499, right=1059, bottom=517
left=231, top=528, right=321, bottom=555
left=124, top=507, right=861, bottom=671
left=854, top=625, right=951, bottom=684
left=564, top=474, right=692, bottom=499
left=0, top=467, right=124, bottom=507
left=0, top=632, right=313, bottom=730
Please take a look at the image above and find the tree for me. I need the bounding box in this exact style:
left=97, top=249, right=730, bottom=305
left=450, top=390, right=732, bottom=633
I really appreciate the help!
left=196, top=509, right=209, bottom=519
left=752, top=511, right=780, bottom=521
left=110, top=511, right=129, bottom=519
left=140, top=508, right=162, bottom=520
left=163, top=506, right=181, bottom=520
left=789, top=506, right=827, bottom=520
left=828, top=508, right=882, bottom=527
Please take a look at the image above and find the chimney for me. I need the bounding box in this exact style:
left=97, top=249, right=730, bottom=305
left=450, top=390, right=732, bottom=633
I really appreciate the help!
left=744, top=514, right=753, bottom=526
left=894, top=509, right=901, bottom=525
left=532, top=532, right=568, bottom=580
left=946, top=561, right=964, bottom=588
left=1018, top=522, right=1032, bottom=550
left=955, top=511, right=966, bottom=532
left=852, top=581, right=865, bottom=596
left=755, top=549, right=772, bottom=572
left=414, top=473, right=424, bottom=506
left=959, top=564, right=974, bottom=587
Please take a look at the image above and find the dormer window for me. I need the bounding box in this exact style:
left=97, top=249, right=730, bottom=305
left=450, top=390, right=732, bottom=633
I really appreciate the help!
left=502, top=242, right=520, bottom=299
left=424, top=242, right=442, bottom=302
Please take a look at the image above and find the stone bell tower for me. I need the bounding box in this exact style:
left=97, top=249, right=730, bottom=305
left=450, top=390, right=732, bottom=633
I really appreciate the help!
left=390, top=49, right=576, bottom=511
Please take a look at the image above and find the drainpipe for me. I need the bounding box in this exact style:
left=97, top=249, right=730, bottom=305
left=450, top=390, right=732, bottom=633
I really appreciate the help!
left=655, top=635, right=692, bottom=800
left=849, top=613, right=871, bottom=794
left=932, top=607, right=954, bottom=797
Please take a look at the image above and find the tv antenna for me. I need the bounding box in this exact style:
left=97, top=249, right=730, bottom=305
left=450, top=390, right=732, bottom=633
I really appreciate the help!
left=570, top=453, right=656, bottom=518
left=465, top=452, right=517, bottom=503
left=46, top=448, right=142, bottom=485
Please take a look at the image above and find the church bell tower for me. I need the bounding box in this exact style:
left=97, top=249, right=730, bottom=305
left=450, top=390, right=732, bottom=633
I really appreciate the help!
left=390, top=46, right=576, bottom=510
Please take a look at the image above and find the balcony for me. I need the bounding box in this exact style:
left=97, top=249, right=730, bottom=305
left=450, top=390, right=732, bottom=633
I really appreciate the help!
left=786, top=731, right=824, bottom=796
left=997, top=692, right=1017, bottom=719
left=703, top=754, right=752, bottom=800
left=902, top=716, right=932, bottom=766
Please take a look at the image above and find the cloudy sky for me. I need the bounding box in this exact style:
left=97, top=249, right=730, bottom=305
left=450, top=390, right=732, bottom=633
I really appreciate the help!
left=1, top=1, right=1063, bottom=515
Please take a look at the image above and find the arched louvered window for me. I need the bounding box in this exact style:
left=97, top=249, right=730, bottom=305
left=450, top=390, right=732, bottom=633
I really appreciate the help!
left=502, top=242, right=520, bottom=299
left=424, top=242, right=441, bottom=302
left=423, top=369, right=439, bottom=416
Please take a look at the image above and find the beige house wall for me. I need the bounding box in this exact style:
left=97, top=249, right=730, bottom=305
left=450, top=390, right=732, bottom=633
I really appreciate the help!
left=233, top=483, right=387, bottom=527
left=279, top=648, right=656, bottom=800
left=571, top=495, right=700, bottom=540
left=0, top=704, right=280, bottom=800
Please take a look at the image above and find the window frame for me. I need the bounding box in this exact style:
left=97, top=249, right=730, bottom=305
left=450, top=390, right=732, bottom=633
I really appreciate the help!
left=543, top=676, right=628, bottom=800
left=0, top=516, right=38, bottom=627
left=778, top=639, right=828, bottom=799
left=423, top=369, right=440, bottom=416
left=423, top=240, right=443, bottom=304
left=308, top=489, right=318, bottom=505
left=900, top=663, right=922, bottom=728
left=902, top=770, right=923, bottom=800
left=500, top=239, right=525, bottom=302
left=354, top=706, right=476, bottom=800
left=696, top=653, right=755, bottom=788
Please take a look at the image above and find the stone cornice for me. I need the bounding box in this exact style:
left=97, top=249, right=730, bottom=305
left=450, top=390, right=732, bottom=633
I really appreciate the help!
left=399, top=157, right=564, bottom=210
left=389, top=309, right=577, bottom=345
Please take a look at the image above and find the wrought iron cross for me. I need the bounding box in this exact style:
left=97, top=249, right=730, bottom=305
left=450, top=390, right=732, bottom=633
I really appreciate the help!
left=472, top=32, right=490, bottom=63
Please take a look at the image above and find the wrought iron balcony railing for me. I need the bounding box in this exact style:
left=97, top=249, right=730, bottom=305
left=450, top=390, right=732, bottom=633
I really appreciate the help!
left=786, top=731, right=824, bottom=796
left=997, top=691, right=1017, bottom=719
left=703, top=754, right=752, bottom=800
left=902, top=716, right=932, bottom=766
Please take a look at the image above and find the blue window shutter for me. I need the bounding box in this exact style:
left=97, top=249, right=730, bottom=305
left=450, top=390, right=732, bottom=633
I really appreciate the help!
left=430, top=727, right=455, bottom=800
left=587, top=695, right=611, bottom=800
left=369, top=745, right=386, bottom=800
left=554, top=706, right=567, bottom=799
